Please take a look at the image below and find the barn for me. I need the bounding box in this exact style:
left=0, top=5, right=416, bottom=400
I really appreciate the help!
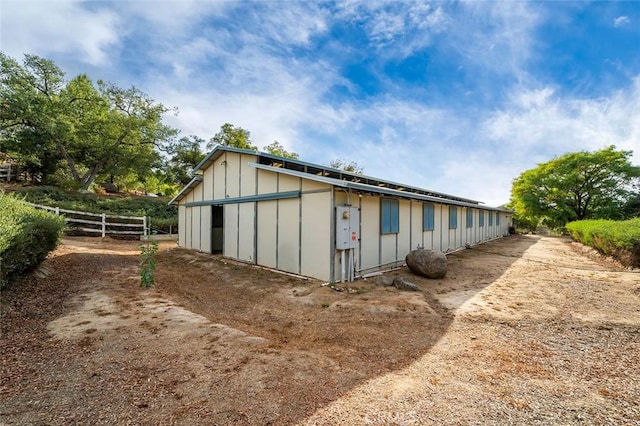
left=169, top=145, right=513, bottom=282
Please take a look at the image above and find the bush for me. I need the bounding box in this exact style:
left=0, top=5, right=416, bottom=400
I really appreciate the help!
left=12, top=186, right=178, bottom=232
left=566, top=218, right=640, bottom=267
left=0, top=193, right=66, bottom=287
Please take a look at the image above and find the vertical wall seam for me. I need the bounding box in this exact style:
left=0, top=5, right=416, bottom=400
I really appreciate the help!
left=276, top=174, right=279, bottom=269
left=298, top=178, right=302, bottom=275
left=329, top=188, right=335, bottom=282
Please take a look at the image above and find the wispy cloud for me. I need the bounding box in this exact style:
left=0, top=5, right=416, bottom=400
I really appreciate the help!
left=614, top=16, right=630, bottom=27
left=0, top=0, right=121, bottom=66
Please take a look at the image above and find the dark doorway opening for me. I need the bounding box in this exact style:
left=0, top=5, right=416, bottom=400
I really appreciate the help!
left=211, top=205, right=223, bottom=253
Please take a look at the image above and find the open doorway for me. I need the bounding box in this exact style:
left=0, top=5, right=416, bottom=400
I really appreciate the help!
left=211, top=205, right=223, bottom=253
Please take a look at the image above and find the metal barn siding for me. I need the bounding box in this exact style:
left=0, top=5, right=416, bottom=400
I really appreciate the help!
left=171, top=145, right=513, bottom=282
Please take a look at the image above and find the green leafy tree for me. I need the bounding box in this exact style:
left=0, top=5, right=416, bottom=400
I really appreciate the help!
left=263, top=140, right=298, bottom=159
left=207, top=123, right=256, bottom=150
left=329, top=158, right=364, bottom=174
left=165, top=135, right=206, bottom=185
left=510, top=146, right=640, bottom=229
left=0, top=52, right=177, bottom=190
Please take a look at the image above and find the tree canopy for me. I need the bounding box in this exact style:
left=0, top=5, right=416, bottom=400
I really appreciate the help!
left=509, top=146, right=640, bottom=228
left=1, top=53, right=177, bottom=190
left=207, top=123, right=256, bottom=151
left=329, top=158, right=364, bottom=174
left=263, top=141, right=298, bottom=159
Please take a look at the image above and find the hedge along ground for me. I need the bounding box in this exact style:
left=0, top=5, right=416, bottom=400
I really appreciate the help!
left=566, top=218, right=640, bottom=268
left=0, top=192, right=66, bottom=287
left=10, top=186, right=178, bottom=231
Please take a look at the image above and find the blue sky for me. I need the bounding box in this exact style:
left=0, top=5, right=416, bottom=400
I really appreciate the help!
left=1, top=0, right=639, bottom=205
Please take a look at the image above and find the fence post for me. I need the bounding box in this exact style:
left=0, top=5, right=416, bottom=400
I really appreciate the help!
left=101, top=213, right=106, bottom=238
left=143, top=216, right=147, bottom=237
left=55, top=207, right=60, bottom=215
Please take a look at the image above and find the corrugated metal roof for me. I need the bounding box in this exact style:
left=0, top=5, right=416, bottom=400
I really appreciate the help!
left=171, top=145, right=512, bottom=212
left=250, top=163, right=511, bottom=212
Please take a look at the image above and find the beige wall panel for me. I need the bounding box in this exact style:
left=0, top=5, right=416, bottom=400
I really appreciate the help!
left=192, top=182, right=203, bottom=202
left=380, top=234, right=396, bottom=264
left=226, top=153, right=241, bottom=198
left=240, top=154, right=257, bottom=196
left=302, top=179, right=330, bottom=192
left=204, top=165, right=214, bottom=200
left=238, top=203, right=255, bottom=262
left=178, top=204, right=186, bottom=247
left=185, top=207, right=192, bottom=249
left=224, top=204, right=239, bottom=258
left=257, top=169, right=277, bottom=194
left=278, top=174, right=300, bottom=192
left=213, top=154, right=226, bottom=199
left=301, top=192, right=331, bottom=281
left=436, top=204, right=446, bottom=252
left=191, top=206, right=201, bottom=251
left=200, top=206, right=211, bottom=252
left=257, top=200, right=277, bottom=268
left=398, top=199, right=411, bottom=257
left=333, top=190, right=349, bottom=206
left=277, top=198, right=300, bottom=274
left=359, top=196, right=379, bottom=272
left=411, top=202, right=423, bottom=249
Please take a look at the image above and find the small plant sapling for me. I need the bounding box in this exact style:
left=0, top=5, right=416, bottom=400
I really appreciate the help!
left=139, top=241, right=158, bottom=288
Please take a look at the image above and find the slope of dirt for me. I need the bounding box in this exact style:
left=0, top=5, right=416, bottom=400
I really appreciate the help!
left=1, top=235, right=638, bottom=425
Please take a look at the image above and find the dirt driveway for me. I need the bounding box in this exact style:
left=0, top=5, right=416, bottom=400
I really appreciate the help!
left=1, top=235, right=639, bottom=425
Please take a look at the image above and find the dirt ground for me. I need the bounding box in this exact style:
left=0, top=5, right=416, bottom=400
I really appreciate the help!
left=1, top=235, right=639, bottom=425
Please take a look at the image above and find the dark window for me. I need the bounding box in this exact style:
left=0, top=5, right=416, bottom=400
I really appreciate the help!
left=449, top=206, right=457, bottom=229
left=496, top=213, right=500, bottom=226
left=381, top=198, right=399, bottom=234
left=489, top=211, right=494, bottom=226
left=479, top=210, right=485, bottom=227
left=423, top=203, right=435, bottom=231
left=466, top=208, right=473, bottom=228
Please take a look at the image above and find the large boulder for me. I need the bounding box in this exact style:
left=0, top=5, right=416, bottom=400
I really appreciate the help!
left=405, top=249, right=447, bottom=279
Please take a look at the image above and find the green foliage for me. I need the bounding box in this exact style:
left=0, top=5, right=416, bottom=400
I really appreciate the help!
left=263, top=141, right=299, bottom=159
left=566, top=218, right=640, bottom=267
left=207, top=123, right=256, bottom=151
left=510, top=146, right=640, bottom=229
left=139, top=241, right=158, bottom=288
left=1, top=52, right=178, bottom=190
left=13, top=186, right=178, bottom=231
left=164, top=135, right=206, bottom=186
left=0, top=192, right=66, bottom=287
left=329, top=159, right=364, bottom=174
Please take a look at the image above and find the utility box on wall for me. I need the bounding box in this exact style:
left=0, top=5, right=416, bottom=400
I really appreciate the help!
left=336, top=206, right=359, bottom=249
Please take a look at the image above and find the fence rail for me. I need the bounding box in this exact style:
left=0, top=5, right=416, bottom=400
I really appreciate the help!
left=0, top=165, right=15, bottom=182
left=28, top=203, right=148, bottom=237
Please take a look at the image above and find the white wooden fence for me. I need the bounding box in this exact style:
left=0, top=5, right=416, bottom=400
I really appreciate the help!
left=0, top=164, right=15, bottom=182
left=28, top=203, right=148, bottom=237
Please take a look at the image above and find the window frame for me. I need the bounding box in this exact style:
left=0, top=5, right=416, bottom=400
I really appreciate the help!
left=423, top=203, right=435, bottom=231
left=449, top=205, right=457, bottom=229
left=380, top=198, right=400, bottom=234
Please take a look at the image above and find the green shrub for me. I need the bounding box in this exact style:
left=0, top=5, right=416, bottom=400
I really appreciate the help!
left=0, top=193, right=67, bottom=287
left=13, top=186, right=178, bottom=232
left=566, top=218, right=640, bottom=267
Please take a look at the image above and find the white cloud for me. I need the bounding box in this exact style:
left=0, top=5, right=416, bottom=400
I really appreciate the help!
left=0, top=0, right=121, bottom=66
left=614, top=16, right=630, bottom=27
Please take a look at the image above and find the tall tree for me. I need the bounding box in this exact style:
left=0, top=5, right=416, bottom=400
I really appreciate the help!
left=165, top=135, right=206, bottom=185
left=0, top=53, right=177, bottom=190
left=510, top=146, right=639, bottom=228
left=263, top=140, right=298, bottom=159
left=329, top=158, right=364, bottom=174
left=207, top=123, right=256, bottom=150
